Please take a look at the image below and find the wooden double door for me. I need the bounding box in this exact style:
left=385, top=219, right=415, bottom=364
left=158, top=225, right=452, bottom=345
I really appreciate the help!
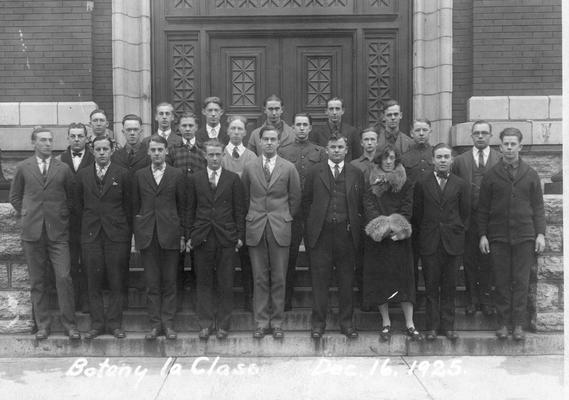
left=152, top=1, right=411, bottom=131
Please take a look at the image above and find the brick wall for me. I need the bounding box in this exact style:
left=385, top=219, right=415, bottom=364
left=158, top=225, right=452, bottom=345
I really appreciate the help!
left=0, top=0, right=93, bottom=102
left=92, top=0, right=114, bottom=124
left=472, top=0, right=561, bottom=96
left=452, top=0, right=473, bottom=125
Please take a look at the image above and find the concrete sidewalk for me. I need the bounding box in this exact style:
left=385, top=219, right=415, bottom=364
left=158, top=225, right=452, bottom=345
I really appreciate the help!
left=0, top=355, right=565, bottom=400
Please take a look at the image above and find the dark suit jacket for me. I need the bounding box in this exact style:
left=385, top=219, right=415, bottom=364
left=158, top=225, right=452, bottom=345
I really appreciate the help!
left=413, top=172, right=470, bottom=256
left=303, top=161, right=364, bottom=250
left=309, top=121, right=361, bottom=161
left=110, top=144, right=151, bottom=176
left=452, top=147, right=501, bottom=210
left=132, top=164, right=187, bottom=250
left=196, top=125, right=229, bottom=147
left=9, top=156, right=73, bottom=242
left=75, top=163, right=132, bottom=243
left=187, top=168, right=245, bottom=248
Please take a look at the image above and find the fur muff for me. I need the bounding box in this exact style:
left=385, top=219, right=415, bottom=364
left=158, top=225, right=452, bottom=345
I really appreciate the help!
left=365, top=213, right=412, bottom=242
left=368, top=164, right=407, bottom=198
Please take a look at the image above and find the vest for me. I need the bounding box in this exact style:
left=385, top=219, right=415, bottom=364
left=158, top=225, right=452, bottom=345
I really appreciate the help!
left=471, top=161, right=486, bottom=210
left=325, top=168, right=348, bottom=223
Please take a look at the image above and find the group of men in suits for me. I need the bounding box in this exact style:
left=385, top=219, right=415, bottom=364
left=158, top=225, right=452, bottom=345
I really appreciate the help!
left=9, top=94, right=545, bottom=343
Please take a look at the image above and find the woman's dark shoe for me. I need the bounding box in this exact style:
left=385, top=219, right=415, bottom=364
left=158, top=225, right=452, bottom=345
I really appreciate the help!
left=379, top=325, right=391, bottom=341
left=406, top=327, right=424, bottom=341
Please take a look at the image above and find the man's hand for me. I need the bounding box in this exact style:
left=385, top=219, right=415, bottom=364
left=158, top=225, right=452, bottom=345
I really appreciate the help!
left=185, top=238, right=193, bottom=252
left=535, top=233, right=545, bottom=254
left=235, top=239, right=243, bottom=252
left=479, top=235, right=490, bottom=254
left=180, top=237, right=186, bottom=253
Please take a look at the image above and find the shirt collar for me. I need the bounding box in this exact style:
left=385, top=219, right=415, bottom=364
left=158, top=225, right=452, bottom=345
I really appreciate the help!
left=228, top=143, right=245, bottom=154
left=207, top=167, right=221, bottom=176
left=183, top=136, right=196, bottom=147
left=503, top=158, right=520, bottom=169
left=36, top=156, right=51, bottom=165
left=263, top=155, right=277, bottom=165
left=96, top=162, right=110, bottom=172
left=158, top=129, right=171, bottom=138
left=473, top=146, right=490, bottom=157
left=207, top=124, right=221, bottom=134
left=328, top=159, right=344, bottom=170
left=152, top=162, right=166, bottom=172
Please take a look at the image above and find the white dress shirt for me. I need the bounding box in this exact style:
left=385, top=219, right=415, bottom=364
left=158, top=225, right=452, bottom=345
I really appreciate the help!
left=262, top=155, right=276, bottom=174
left=472, top=146, right=490, bottom=168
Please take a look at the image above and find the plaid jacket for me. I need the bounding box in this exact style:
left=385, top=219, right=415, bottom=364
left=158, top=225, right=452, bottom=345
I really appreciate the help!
left=167, top=142, right=207, bottom=177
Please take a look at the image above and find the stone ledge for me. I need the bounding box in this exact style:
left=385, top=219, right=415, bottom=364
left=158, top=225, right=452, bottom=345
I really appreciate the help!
left=466, top=96, right=561, bottom=122
left=535, top=313, right=564, bottom=332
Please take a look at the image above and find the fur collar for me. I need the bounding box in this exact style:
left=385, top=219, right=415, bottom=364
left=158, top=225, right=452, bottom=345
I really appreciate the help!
left=368, top=164, right=406, bottom=197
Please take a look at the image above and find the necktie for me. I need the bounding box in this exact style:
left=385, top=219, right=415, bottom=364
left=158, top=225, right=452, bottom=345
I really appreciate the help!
left=232, top=147, right=240, bottom=159
left=153, top=165, right=164, bottom=185
left=211, top=127, right=217, bottom=138
left=41, top=159, right=47, bottom=181
left=333, top=163, right=340, bottom=180
left=209, top=170, right=217, bottom=190
left=478, top=150, right=485, bottom=168
left=97, top=167, right=105, bottom=181
left=72, top=151, right=82, bottom=158
left=436, top=171, right=448, bottom=191
left=128, top=148, right=135, bottom=164
left=263, top=160, right=271, bottom=182
left=505, top=164, right=515, bottom=181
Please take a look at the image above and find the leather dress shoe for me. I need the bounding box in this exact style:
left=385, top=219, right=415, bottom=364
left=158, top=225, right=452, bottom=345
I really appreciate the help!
left=199, top=328, right=212, bottom=340
left=405, top=326, right=424, bottom=341
left=216, top=329, right=229, bottom=340
left=481, top=304, right=496, bottom=317
left=465, top=304, right=476, bottom=316
left=66, top=328, right=81, bottom=340
left=424, top=330, right=437, bottom=341
left=495, top=326, right=509, bottom=340
left=311, top=328, right=324, bottom=339
left=253, top=327, right=270, bottom=339
left=35, top=329, right=50, bottom=340
left=379, top=326, right=391, bottom=341
left=165, top=328, right=177, bottom=340
left=85, top=329, right=104, bottom=340
left=272, top=327, right=284, bottom=339
left=512, top=325, right=525, bottom=341
left=145, top=328, right=160, bottom=340
left=341, top=327, right=359, bottom=339
left=111, top=328, right=126, bottom=339
left=444, top=330, right=459, bottom=341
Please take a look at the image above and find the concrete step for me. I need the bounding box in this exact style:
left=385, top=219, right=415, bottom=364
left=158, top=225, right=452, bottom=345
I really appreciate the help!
left=48, top=309, right=502, bottom=333
left=0, top=331, right=562, bottom=358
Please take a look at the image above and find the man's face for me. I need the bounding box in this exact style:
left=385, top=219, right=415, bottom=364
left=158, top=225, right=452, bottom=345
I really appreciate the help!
left=383, top=105, right=402, bottom=131
left=261, top=129, right=279, bottom=157
left=228, top=120, right=246, bottom=146
left=293, top=116, right=311, bottom=142
left=327, top=138, right=348, bottom=164
left=411, top=121, right=431, bottom=145
left=33, top=131, right=53, bottom=159
left=361, top=131, right=378, bottom=155
left=122, top=120, right=142, bottom=146
left=178, top=117, right=198, bottom=141
left=155, top=105, right=174, bottom=130
left=90, top=112, right=108, bottom=136
left=433, top=147, right=452, bottom=173
left=326, top=100, right=344, bottom=124
left=148, top=141, right=168, bottom=166
left=201, top=102, right=224, bottom=127
left=205, top=145, right=223, bottom=171
left=93, top=139, right=112, bottom=167
left=264, top=100, right=283, bottom=125
left=471, top=123, right=492, bottom=150
left=500, top=135, right=522, bottom=163
left=68, top=127, right=87, bottom=152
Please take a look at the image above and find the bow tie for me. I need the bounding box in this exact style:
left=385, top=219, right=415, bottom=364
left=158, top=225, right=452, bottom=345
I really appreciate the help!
left=72, top=151, right=82, bottom=158
left=436, top=171, right=449, bottom=179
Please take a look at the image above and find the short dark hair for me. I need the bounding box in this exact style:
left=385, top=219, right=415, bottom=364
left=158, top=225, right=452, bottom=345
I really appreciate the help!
left=472, top=120, right=492, bottom=134
left=227, top=115, right=247, bottom=126
left=382, top=99, right=400, bottom=112
left=327, top=135, right=348, bottom=148
left=204, top=139, right=224, bottom=151
left=259, top=125, right=279, bottom=139
left=89, top=109, right=107, bottom=120
left=373, top=143, right=401, bottom=166
left=31, top=126, right=52, bottom=141
left=67, top=122, right=87, bottom=136
left=413, top=118, right=431, bottom=128
left=155, top=102, right=174, bottom=113
left=122, top=114, right=142, bottom=126
left=432, top=142, right=453, bottom=156
left=92, top=135, right=115, bottom=150
left=179, top=111, right=198, bottom=124
left=499, top=127, right=523, bottom=142
left=360, top=126, right=379, bottom=139
left=148, top=134, right=168, bottom=147
left=326, top=97, right=344, bottom=108
left=293, top=112, right=312, bottom=125
left=202, top=96, right=223, bottom=110
left=263, top=94, right=283, bottom=108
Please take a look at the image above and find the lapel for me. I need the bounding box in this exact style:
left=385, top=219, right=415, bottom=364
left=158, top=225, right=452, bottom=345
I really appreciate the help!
left=44, top=157, right=58, bottom=187
left=344, top=163, right=356, bottom=195
left=426, top=172, right=443, bottom=204
left=78, top=151, right=93, bottom=171
left=488, top=148, right=500, bottom=168
left=268, top=157, right=283, bottom=189
left=213, top=169, right=229, bottom=201
left=318, top=163, right=332, bottom=193
left=464, top=150, right=475, bottom=183
left=28, top=157, right=45, bottom=186
left=99, top=163, right=117, bottom=198
left=255, top=157, right=269, bottom=190
left=144, top=165, right=159, bottom=192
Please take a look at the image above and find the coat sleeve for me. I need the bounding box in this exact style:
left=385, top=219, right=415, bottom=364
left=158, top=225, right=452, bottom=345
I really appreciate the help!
left=186, top=174, right=197, bottom=235
left=459, top=178, right=471, bottom=230
left=302, top=166, right=315, bottom=220
left=288, top=165, right=302, bottom=218
left=9, top=164, right=25, bottom=215
left=121, top=169, right=133, bottom=230
left=399, top=181, right=414, bottom=221
left=477, top=173, right=491, bottom=237
left=232, top=173, right=246, bottom=242
left=175, top=170, right=188, bottom=238
left=132, top=171, right=141, bottom=217
left=412, top=179, right=425, bottom=230
left=530, top=170, right=546, bottom=236
left=363, top=181, right=381, bottom=223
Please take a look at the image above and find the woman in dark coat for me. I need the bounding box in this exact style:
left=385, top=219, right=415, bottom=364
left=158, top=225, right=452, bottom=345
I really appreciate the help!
left=363, top=144, right=422, bottom=341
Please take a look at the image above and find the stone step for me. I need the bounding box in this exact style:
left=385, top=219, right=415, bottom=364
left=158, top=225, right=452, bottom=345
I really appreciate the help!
left=48, top=309, right=503, bottom=333
left=0, top=331, right=562, bottom=358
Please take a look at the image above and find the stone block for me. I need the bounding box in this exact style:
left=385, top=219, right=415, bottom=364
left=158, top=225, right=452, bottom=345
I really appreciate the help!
left=509, top=96, right=549, bottom=120
left=415, top=65, right=453, bottom=96
left=20, top=102, right=57, bottom=125
left=0, top=317, right=34, bottom=334
left=0, top=127, right=69, bottom=151
left=535, top=312, right=564, bottom=332
left=548, top=96, right=562, bottom=119
left=0, top=203, right=19, bottom=232
left=0, top=290, right=32, bottom=320
left=544, top=195, right=563, bottom=224
left=467, top=97, right=509, bottom=121
left=10, top=263, right=29, bottom=289
left=522, top=153, right=562, bottom=183
left=531, top=121, right=562, bottom=145
left=536, top=282, right=560, bottom=312
left=0, top=237, right=23, bottom=257
left=545, top=225, right=562, bottom=253
left=537, top=256, right=563, bottom=280
left=0, top=263, right=8, bottom=289
left=57, top=102, right=97, bottom=125
left=450, top=121, right=531, bottom=147
left=0, top=103, right=20, bottom=125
